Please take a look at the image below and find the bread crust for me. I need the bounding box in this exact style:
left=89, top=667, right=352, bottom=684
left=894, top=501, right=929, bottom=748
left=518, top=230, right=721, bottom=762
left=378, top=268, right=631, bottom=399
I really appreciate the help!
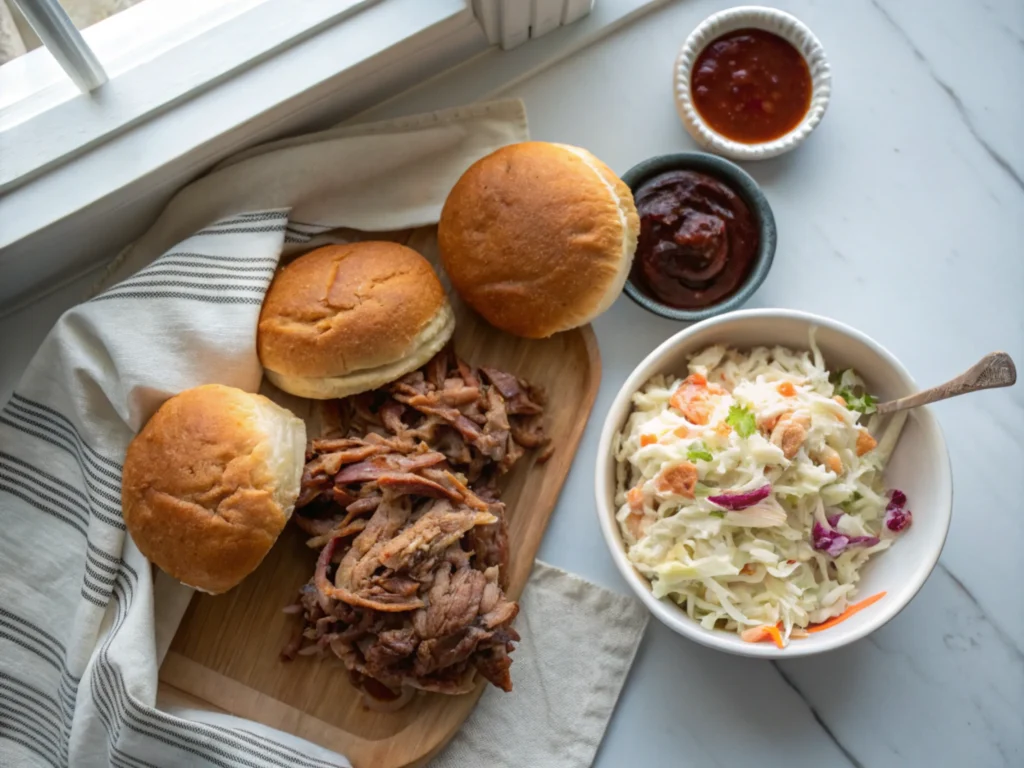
left=258, top=242, right=454, bottom=391
left=122, top=384, right=305, bottom=594
left=438, top=142, right=639, bottom=338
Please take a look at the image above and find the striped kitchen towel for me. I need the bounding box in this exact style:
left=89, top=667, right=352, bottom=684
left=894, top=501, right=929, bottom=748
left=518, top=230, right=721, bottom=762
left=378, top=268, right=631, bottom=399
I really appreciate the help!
left=0, top=100, right=531, bottom=768
left=0, top=98, right=648, bottom=768
left=0, top=210, right=347, bottom=768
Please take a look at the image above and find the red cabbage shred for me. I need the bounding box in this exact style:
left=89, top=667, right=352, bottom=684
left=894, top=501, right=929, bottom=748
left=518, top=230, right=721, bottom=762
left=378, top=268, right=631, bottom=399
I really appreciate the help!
left=884, top=489, right=913, bottom=532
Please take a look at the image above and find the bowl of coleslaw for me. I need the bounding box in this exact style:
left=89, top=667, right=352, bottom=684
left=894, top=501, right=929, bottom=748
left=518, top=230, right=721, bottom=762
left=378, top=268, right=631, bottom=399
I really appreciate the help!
left=595, top=309, right=952, bottom=657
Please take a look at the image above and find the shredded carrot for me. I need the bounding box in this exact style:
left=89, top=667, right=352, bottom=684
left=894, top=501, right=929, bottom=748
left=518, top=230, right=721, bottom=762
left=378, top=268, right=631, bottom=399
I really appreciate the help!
left=640, top=434, right=657, bottom=447
left=741, top=624, right=785, bottom=649
left=670, top=374, right=714, bottom=425
left=834, top=412, right=846, bottom=423
left=833, top=395, right=847, bottom=407
left=715, top=422, right=733, bottom=437
left=740, top=626, right=767, bottom=642
left=777, top=381, right=797, bottom=397
left=656, top=462, right=698, bottom=498
left=806, top=592, right=887, bottom=633
left=626, top=486, right=643, bottom=510
left=669, top=390, right=685, bottom=412
left=673, top=425, right=690, bottom=438
left=740, top=563, right=756, bottom=575
left=856, top=429, right=877, bottom=456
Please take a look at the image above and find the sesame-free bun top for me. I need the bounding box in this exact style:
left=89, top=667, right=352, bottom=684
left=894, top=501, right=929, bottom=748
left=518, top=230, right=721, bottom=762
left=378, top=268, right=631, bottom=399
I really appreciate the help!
left=122, top=384, right=305, bottom=594
left=257, top=242, right=455, bottom=399
left=438, top=142, right=640, bottom=338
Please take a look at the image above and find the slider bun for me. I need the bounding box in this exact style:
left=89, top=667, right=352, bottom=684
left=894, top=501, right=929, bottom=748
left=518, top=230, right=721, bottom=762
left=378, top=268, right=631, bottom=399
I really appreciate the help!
left=257, top=242, right=455, bottom=399
left=438, top=141, right=639, bottom=338
left=122, top=384, right=305, bottom=594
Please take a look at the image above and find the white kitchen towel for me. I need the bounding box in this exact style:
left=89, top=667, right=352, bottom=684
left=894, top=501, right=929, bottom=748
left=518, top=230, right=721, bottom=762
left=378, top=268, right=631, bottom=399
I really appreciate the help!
left=159, top=560, right=648, bottom=768
left=0, top=99, right=648, bottom=768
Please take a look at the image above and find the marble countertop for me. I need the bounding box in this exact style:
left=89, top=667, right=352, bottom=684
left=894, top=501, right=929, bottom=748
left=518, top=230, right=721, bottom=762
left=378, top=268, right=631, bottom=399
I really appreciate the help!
left=360, top=2, right=1024, bottom=763
left=2, top=0, right=1021, bottom=766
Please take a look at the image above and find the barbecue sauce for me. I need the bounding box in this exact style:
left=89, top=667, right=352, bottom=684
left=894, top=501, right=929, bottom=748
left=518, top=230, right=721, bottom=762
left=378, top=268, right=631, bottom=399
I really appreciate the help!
left=632, top=170, right=759, bottom=309
left=691, top=28, right=812, bottom=144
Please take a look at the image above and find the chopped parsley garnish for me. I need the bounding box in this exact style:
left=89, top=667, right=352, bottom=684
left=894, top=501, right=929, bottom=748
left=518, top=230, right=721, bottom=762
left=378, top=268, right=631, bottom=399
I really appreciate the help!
left=832, top=369, right=878, bottom=414
left=709, top=511, right=725, bottom=519
left=687, top=442, right=714, bottom=462
left=725, top=404, right=757, bottom=438
left=838, top=389, right=878, bottom=414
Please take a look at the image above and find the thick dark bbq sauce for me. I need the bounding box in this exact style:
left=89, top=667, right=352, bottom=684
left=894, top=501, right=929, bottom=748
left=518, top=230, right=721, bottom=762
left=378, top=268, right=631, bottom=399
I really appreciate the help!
left=632, top=170, right=759, bottom=309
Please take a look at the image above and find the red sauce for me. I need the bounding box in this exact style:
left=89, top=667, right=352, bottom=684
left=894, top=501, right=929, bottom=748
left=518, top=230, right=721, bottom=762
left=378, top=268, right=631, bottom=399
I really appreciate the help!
left=632, top=170, right=759, bottom=309
left=691, top=28, right=811, bottom=144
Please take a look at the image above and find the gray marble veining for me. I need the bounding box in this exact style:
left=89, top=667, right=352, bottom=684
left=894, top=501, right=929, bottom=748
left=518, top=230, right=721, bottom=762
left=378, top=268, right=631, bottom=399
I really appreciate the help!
left=869, top=0, right=1024, bottom=193
left=494, top=1, right=1024, bottom=765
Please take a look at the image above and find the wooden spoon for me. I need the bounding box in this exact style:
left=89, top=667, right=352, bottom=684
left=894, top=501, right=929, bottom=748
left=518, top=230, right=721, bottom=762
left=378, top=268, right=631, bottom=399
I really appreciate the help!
left=874, top=352, right=1017, bottom=415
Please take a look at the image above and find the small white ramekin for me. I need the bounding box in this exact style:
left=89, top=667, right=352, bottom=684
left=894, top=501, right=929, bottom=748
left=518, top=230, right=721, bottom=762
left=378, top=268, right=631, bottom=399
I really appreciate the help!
left=674, top=6, right=832, bottom=161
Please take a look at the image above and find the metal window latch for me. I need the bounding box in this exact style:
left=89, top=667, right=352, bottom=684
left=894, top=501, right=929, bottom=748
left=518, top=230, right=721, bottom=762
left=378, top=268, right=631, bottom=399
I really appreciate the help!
left=11, top=0, right=107, bottom=92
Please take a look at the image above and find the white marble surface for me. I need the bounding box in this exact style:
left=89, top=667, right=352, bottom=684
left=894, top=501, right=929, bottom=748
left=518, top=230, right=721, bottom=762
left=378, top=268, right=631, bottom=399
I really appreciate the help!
left=1, top=0, right=1022, bottom=766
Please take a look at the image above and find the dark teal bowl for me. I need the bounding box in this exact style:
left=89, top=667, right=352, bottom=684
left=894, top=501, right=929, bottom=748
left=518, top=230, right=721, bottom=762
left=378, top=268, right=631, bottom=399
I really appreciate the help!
left=621, top=152, right=776, bottom=322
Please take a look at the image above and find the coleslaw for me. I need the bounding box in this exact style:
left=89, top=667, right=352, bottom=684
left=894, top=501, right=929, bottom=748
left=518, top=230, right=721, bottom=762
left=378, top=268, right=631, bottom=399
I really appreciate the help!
left=613, top=332, right=911, bottom=646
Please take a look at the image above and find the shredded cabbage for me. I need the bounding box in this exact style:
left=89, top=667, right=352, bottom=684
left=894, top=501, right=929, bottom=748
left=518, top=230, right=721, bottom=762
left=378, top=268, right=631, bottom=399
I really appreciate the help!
left=614, top=333, right=909, bottom=645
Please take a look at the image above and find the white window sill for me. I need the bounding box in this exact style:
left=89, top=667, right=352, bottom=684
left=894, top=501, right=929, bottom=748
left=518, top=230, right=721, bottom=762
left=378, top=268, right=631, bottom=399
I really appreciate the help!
left=0, top=0, right=664, bottom=313
left=0, top=0, right=484, bottom=307
left=1, top=0, right=268, bottom=120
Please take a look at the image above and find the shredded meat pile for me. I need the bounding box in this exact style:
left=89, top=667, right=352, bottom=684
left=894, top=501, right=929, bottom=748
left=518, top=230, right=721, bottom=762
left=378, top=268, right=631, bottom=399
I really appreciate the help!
left=282, top=347, right=548, bottom=698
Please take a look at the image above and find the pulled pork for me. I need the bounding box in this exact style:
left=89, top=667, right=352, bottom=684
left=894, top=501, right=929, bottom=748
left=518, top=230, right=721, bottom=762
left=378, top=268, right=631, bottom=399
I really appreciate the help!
left=282, top=347, right=547, bottom=699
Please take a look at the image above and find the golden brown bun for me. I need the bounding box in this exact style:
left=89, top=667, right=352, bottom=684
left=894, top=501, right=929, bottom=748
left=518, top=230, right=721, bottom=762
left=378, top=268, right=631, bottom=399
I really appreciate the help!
left=122, top=384, right=306, bottom=594
left=438, top=142, right=639, bottom=338
left=257, top=242, right=455, bottom=399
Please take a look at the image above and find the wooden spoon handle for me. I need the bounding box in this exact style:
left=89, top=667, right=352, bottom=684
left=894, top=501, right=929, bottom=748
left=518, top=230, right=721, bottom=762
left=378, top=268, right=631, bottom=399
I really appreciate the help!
left=875, top=352, right=1017, bottom=415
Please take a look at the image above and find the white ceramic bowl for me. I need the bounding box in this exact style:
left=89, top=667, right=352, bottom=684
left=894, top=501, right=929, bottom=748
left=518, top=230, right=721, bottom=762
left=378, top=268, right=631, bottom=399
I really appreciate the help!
left=595, top=309, right=952, bottom=657
left=674, top=6, right=832, bottom=161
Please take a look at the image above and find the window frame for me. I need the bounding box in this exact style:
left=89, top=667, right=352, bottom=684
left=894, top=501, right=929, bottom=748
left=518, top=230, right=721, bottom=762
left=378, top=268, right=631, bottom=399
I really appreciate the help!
left=1, top=0, right=271, bottom=111
left=0, top=0, right=383, bottom=191
left=0, top=0, right=617, bottom=312
left=0, top=0, right=487, bottom=308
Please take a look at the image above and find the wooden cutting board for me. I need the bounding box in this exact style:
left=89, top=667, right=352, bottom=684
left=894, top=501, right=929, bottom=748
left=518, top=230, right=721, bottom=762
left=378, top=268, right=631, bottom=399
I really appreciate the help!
left=158, top=228, right=603, bottom=768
